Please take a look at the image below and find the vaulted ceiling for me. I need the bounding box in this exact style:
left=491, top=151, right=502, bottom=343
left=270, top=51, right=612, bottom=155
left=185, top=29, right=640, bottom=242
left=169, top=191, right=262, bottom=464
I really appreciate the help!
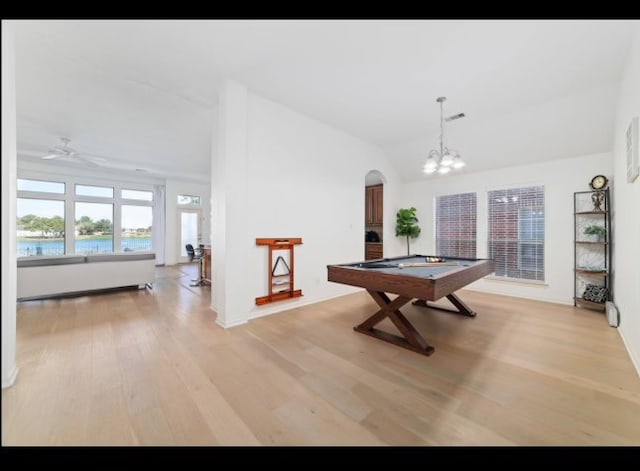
left=13, top=20, right=640, bottom=182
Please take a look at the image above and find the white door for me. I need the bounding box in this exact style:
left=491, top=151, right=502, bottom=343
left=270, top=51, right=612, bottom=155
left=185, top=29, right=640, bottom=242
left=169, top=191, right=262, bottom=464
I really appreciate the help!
left=179, top=209, right=201, bottom=263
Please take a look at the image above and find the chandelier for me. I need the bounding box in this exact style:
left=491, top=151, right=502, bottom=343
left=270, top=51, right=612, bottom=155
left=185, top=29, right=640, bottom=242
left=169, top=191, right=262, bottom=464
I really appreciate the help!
left=423, top=96, right=465, bottom=175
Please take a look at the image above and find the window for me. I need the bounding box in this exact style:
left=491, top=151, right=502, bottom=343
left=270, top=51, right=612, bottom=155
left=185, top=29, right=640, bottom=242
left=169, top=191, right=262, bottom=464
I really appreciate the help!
left=122, top=189, right=153, bottom=201
left=435, top=192, right=477, bottom=258
left=75, top=184, right=114, bottom=198
left=488, top=186, right=545, bottom=281
left=518, top=207, right=544, bottom=272
left=18, top=173, right=157, bottom=256
left=75, top=202, right=114, bottom=254
left=177, top=194, right=201, bottom=206
left=122, top=205, right=152, bottom=252
left=17, top=198, right=65, bottom=256
left=17, top=178, right=65, bottom=194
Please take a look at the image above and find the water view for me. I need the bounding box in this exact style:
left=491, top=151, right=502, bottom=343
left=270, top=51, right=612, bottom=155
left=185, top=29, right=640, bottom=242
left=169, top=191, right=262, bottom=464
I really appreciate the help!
left=18, top=237, right=152, bottom=257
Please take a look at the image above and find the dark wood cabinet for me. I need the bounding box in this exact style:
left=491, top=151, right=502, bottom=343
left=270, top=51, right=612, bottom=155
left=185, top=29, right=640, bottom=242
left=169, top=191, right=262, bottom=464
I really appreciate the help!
left=365, top=184, right=383, bottom=260
left=365, top=243, right=383, bottom=260
left=373, top=185, right=383, bottom=225
left=365, top=186, right=374, bottom=225
left=365, top=184, right=383, bottom=226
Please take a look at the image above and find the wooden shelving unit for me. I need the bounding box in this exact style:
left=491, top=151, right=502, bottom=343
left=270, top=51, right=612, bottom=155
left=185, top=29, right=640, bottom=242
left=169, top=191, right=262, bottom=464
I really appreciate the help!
left=573, top=188, right=612, bottom=312
left=574, top=269, right=608, bottom=275
left=575, top=297, right=606, bottom=311
left=255, top=238, right=303, bottom=306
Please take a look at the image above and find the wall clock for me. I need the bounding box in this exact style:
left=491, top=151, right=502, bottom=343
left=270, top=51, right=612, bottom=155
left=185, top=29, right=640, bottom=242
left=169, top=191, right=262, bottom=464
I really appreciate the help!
left=589, top=175, right=608, bottom=190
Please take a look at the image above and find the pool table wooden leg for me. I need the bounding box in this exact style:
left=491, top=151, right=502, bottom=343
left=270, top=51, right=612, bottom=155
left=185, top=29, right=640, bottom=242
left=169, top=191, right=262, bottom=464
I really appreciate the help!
left=412, top=293, right=477, bottom=317
left=354, top=290, right=435, bottom=356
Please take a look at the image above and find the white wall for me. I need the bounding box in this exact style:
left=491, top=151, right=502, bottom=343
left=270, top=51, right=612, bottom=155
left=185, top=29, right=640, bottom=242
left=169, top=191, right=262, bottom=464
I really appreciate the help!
left=165, top=179, right=211, bottom=265
left=612, top=31, right=640, bottom=375
left=244, top=92, right=401, bottom=319
left=400, top=152, right=613, bottom=305
left=2, top=20, right=18, bottom=388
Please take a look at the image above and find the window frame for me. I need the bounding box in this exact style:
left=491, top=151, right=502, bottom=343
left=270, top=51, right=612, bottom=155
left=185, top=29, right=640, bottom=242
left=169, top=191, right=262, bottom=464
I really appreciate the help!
left=17, top=170, right=156, bottom=256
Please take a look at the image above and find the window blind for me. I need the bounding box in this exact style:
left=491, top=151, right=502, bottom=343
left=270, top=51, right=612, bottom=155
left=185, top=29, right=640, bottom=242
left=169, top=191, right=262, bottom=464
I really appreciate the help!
left=435, top=192, right=477, bottom=258
left=488, top=186, right=544, bottom=281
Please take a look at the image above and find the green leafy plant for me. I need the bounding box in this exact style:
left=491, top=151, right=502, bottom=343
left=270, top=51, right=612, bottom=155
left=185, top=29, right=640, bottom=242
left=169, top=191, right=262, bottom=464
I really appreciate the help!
left=584, top=225, right=606, bottom=239
left=395, top=207, right=421, bottom=255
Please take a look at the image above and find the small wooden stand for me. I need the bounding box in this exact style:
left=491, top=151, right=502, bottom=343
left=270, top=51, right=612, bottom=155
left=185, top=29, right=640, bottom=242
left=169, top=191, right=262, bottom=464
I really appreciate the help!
left=255, top=238, right=303, bottom=305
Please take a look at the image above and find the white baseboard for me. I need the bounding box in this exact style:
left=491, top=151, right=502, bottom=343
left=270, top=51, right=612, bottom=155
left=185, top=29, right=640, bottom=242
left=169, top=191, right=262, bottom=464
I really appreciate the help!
left=215, top=318, right=248, bottom=329
left=2, top=365, right=19, bottom=389
left=463, top=287, right=574, bottom=306
left=618, top=328, right=640, bottom=379
left=248, top=288, right=362, bottom=321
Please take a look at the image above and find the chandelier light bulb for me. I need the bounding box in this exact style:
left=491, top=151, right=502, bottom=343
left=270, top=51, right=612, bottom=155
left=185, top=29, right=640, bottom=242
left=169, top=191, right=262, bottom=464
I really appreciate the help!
left=441, top=153, right=454, bottom=167
left=452, top=157, right=466, bottom=169
left=437, top=166, right=451, bottom=174
left=424, top=158, right=437, bottom=169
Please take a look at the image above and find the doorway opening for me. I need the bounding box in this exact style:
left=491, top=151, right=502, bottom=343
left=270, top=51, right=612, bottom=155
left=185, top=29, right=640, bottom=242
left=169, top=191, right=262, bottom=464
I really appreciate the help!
left=178, top=208, right=201, bottom=264
left=365, top=170, right=385, bottom=260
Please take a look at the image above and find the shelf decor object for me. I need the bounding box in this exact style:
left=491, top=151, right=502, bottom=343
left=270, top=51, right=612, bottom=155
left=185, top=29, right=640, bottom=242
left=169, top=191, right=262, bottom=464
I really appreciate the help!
left=255, top=238, right=303, bottom=305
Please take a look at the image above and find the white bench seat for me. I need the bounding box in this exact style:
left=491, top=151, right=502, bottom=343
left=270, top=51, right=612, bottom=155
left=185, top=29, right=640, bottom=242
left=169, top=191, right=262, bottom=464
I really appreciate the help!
left=17, top=251, right=155, bottom=300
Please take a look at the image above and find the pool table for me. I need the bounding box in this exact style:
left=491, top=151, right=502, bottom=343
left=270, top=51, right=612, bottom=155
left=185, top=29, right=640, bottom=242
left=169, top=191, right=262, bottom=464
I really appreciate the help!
left=327, top=254, right=493, bottom=356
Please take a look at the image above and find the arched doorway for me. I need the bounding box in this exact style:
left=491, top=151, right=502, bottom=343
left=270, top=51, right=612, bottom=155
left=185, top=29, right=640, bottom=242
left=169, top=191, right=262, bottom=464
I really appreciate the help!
left=365, top=170, right=385, bottom=260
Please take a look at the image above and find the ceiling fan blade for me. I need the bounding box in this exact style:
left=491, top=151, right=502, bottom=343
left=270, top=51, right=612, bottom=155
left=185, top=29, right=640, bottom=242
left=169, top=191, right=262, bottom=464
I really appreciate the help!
left=445, top=113, right=466, bottom=122
left=78, top=154, right=108, bottom=164
left=21, top=139, right=141, bottom=172
left=52, top=154, right=79, bottom=163
left=88, top=158, right=155, bottom=173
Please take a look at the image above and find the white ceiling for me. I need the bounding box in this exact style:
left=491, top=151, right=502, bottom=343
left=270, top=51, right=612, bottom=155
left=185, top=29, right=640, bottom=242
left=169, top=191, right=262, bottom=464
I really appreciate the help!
left=13, top=19, right=640, bottom=182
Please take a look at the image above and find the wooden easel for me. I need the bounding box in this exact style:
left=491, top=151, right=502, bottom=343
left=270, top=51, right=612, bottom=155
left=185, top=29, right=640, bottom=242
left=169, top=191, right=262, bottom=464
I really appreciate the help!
left=255, top=238, right=303, bottom=305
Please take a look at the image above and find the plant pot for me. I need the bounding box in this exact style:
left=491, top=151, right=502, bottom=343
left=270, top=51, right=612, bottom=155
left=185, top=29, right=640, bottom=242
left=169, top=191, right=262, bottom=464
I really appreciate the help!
left=584, top=233, right=605, bottom=242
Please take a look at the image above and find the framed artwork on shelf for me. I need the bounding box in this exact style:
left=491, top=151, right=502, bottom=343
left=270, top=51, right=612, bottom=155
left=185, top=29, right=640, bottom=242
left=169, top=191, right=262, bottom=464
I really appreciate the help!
left=627, top=116, right=639, bottom=183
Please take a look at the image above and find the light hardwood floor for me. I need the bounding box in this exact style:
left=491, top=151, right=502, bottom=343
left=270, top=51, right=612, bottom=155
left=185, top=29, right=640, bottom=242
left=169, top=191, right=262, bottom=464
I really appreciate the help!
left=3, top=264, right=640, bottom=445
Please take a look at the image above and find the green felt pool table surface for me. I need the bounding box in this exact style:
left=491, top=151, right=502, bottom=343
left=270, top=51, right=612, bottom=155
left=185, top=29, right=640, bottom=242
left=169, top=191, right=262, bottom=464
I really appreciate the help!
left=347, top=255, right=481, bottom=278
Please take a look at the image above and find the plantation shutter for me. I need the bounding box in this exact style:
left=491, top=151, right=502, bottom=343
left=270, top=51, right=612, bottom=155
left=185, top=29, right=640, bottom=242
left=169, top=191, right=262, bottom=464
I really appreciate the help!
left=488, top=186, right=545, bottom=281
left=435, top=192, right=477, bottom=258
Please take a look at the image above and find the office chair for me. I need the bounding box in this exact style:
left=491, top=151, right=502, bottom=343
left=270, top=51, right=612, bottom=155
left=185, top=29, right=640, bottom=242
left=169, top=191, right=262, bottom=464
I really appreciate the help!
left=185, top=243, right=205, bottom=286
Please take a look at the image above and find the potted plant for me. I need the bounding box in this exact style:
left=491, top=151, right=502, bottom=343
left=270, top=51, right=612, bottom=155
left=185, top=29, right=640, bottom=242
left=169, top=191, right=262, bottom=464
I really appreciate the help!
left=395, top=207, right=421, bottom=255
left=584, top=225, right=606, bottom=242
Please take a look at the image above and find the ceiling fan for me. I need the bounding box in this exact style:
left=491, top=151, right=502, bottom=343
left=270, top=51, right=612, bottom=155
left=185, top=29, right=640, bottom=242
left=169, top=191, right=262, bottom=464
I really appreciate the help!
left=19, top=137, right=158, bottom=175
left=39, top=137, right=108, bottom=166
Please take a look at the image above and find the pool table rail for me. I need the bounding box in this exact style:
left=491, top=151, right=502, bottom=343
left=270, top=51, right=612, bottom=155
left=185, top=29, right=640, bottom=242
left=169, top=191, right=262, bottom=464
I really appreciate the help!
left=327, top=255, right=493, bottom=302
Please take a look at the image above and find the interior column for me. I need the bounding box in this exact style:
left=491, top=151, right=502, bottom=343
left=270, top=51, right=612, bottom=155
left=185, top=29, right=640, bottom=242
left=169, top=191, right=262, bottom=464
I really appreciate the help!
left=211, top=79, right=250, bottom=327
